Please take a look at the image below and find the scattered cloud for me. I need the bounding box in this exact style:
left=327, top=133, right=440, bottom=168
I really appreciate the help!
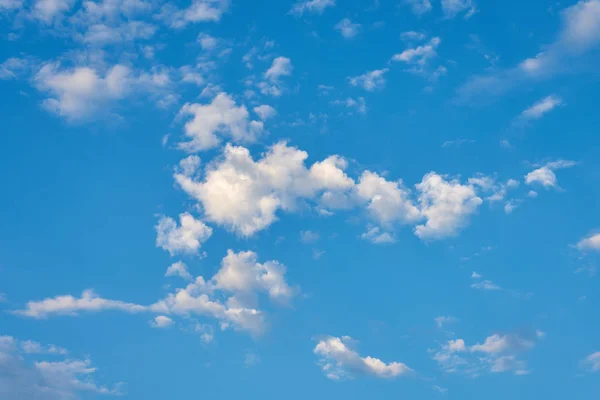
left=314, top=336, right=412, bottom=380
left=582, top=351, right=600, bottom=372
left=331, top=97, right=367, bottom=114
left=165, top=261, right=194, bottom=281
left=158, top=0, right=230, bottom=29
left=253, top=104, right=277, bottom=121
left=289, top=0, right=335, bottom=16
left=300, top=230, right=320, bottom=243
left=524, top=160, right=576, bottom=189
left=348, top=68, right=388, bottom=91
left=155, top=213, right=213, bottom=256
left=441, top=0, right=477, bottom=19
left=150, top=315, right=174, bottom=328
left=335, top=18, right=361, bottom=39
left=519, top=95, right=563, bottom=120
left=435, top=316, right=458, bottom=329
left=403, top=0, right=432, bottom=15
left=577, top=233, right=600, bottom=252
left=361, top=226, right=395, bottom=244
left=177, top=92, right=265, bottom=152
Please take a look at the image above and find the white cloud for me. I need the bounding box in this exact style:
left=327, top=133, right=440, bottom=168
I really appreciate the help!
left=314, top=336, right=412, bottom=380
left=435, top=316, right=458, bottom=329
left=155, top=213, right=213, bottom=256
left=150, top=315, right=174, bottom=328
left=431, top=332, right=539, bottom=375
left=0, top=0, right=23, bottom=11
left=583, top=351, right=600, bottom=372
left=577, top=233, right=600, bottom=252
left=159, top=0, right=229, bottom=28
left=414, top=173, right=482, bottom=239
left=520, top=95, right=563, bottom=120
left=331, top=97, right=366, bottom=114
left=0, top=58, right=28, bottom=80
left=300, top=230, right=320, bottom=243
left=403, top=0, right=432, bottom=15
left=197, top=32, right=218, bottom=50
left=457, top=0, right=600, bottom=102
left=32, top=0, right=75, bottom=23
left=335, top=18, right=361, bottom=39
left=253, top=104, right=277, bottom=121
left=392, top=37, right=441, bottom=65
left=361, top=226, right=396, bottom=244
left=441, top=0, right=477, bottom=19
left=355, top=171, right=421, bottom=225
left=0, top=336, right=122, bottom=398
left=264, top=56, right=292, bottom=81
left=34, top=63, right=131, bottom=120
left=165, top=261, right=194, bottom=281
left=348, top=68, right=388, bottom=91
left=173, top=142, right=354, bottom=236
left=177, top=92, right=264, bottom=152
left=524, top=160, right=576, bottom=188
left=289, top=0, right=335, bottom=16
left=20, top=340, right=68, bottom=355
left=80, top=21, right=156, bottom=44
left=14, top=289, right=146, bottom=318
left=400, top=31, right=427, bottom=41
left=471, top=280, right=501, bottom=291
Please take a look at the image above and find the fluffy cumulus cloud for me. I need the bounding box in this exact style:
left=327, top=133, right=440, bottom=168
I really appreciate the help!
left=431, top=331, right=541, bottom=376
left=253, top=104, right=276, bottom=121
left=151, top=249, right=299, bottom=335
left=289, top=0, right=335, bottom=16
left=165, top=261, right=194, bottom=281
left=178, top=93, right=265, bottom=152
left=335, top=18, right=361, bottom=39
left=524, top=160, right=576, bottom=189
left=173, top=142, right=354, bottom=236
left=155, top=213, right=213, bottom=256
left=414, top=173, right=483, bottom=239
left=577, top=233, right=600, bottom=252
left=15, top=250, right=298, bottom=336
left=348, top=69, right=389, bottom=91
left=0, top=336, right=122, bottom=399
left=260, top=57, right=293, bottom=96
left=314, top=336, right=412, bottom=380
left=392, top=37, right=440, bottom=65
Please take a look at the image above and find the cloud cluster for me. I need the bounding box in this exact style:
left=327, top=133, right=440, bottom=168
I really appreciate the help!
left=431, top=331, right=542, bottom=376
left=314, top=336, right=412, bottom=380
left=155, top=213, right=213, bottom=256
left=174, top=142, right=487, bottom=241
left=525, top=160, right=576, bottom=189
left=0, top=335, right=122, bottom=399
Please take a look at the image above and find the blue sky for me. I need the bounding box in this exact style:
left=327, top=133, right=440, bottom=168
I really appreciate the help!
left=1, top=0, right=600, bottom=398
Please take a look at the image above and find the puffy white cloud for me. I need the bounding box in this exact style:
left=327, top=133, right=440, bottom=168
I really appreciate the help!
left=441, top=0, right=477, bottom=19
left=32, top=0, right=75, bottom=23
left=34, top=63, right=131, bottom=120
left=0, top=336, right=122, bottom=398
left=431, top=332, right=540, bottom=376
left=520, top=95, right=563, bottom=120
left=151, top=249, right=298, bottom=335
left=403, top=0, right=431, bottom=15
left=174, top=142, right=354, bottom=236
left=577, top=233, right=600, bottom=252
left=335, top=18, right=360, bottom=39
left=159, top=0, right=229, bottom=28
left=289, top=0, right=335, bottom=16
left=150, top=315, right=174, bottom=328
left=253, top=104, right=276, bottom=121
left=392, top=37, right=441, bottom=65
left=414, top=173, right=482, bottom=239
left=348, top=69, right=388, bottom=91
left=155, top=213, right=213, bottom=256
left=14, top=289, right=146, bottom=318
left=525, top=160, right=576, bottom=188
left=355, top=171, right=421, bottom=225
left=165, top=261, right=194, bottom=281
left=583, top=351, right=600, bottom=372
left=178, top=93, right=264, bottom=152
left=361, top=226, right=395, bottom=244
left=314, top=336, right=412, bottom=380
left=264, top=56, right=292, bottom=82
